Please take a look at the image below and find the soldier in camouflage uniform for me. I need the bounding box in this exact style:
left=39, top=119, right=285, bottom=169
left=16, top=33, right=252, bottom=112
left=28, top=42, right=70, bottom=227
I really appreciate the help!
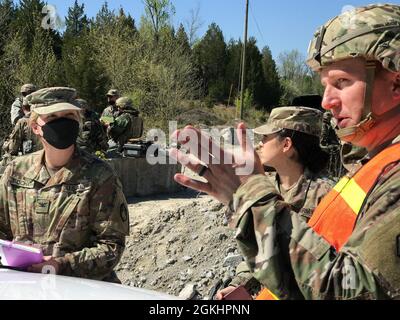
left=101, top=89, right=120, bottom=120
left=11, top=84, right=37, bottom=126
left=173, top=4, right=400, bottom=299
left=75, top=99, right=109, bottom=154
left=3, top=97, right=42, bottom=156
left=107, top=97, right=143, bottom=151
left=217, top=107, right=335, bottom=299
left=0, top=87, right=129, bottom=282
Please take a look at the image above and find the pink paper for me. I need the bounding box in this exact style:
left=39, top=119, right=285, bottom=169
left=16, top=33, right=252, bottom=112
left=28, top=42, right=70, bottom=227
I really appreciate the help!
left=0, top=240, right=44, bottom=269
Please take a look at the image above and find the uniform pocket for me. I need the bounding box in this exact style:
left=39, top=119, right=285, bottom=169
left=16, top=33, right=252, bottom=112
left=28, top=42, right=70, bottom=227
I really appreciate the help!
left=10, top=179, right=36, bottom=239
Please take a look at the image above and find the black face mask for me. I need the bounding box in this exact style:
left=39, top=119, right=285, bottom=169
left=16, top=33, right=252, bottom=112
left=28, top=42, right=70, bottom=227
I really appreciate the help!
left=40, top=117, right=80, bottom=150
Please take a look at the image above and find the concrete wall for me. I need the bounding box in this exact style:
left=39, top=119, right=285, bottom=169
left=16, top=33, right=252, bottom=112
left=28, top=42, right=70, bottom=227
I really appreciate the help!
left=107, top=157, right=182, bottom=197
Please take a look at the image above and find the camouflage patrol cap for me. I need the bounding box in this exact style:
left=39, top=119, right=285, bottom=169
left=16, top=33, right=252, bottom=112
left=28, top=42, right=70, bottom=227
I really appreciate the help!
left=254, top=107, right=323, bottom=137
left=26, top=87, right=81, bottom=115
left=106, top=89, right=120, bottom=97
left=20, top=84, right=37, bottom=94
left=307, top=4, right=400, bottom=72
left=116, top=97, right=133, bottom=110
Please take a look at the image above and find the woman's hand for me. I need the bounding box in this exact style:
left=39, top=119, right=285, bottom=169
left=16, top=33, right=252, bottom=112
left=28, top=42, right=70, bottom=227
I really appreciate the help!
left=170, top=122, right=264, bottom=205
left=27, top=256, right=60, bottom=274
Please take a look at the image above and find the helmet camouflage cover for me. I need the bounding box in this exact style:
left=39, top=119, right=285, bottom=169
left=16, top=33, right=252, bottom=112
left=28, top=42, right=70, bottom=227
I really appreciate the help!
left=307, top=4, right=400, bottom=72
left=20, top=84, right=37, bottom=94
left=106, top=89, right=120, bottom=97
left=116, top=97, right=134, bottom=110
left=306, top=4, right=400, bottom=143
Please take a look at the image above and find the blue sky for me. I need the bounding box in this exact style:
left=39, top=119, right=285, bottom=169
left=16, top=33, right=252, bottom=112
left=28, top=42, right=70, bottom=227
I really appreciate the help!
left=34, top=0, right=399, bottom=59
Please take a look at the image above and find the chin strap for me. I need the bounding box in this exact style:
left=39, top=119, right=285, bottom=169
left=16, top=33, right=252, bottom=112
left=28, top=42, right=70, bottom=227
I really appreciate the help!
left=335, top=61, right=376, bottom=143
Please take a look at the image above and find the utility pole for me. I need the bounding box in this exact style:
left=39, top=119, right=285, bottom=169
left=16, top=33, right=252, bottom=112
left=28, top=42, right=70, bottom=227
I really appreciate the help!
left=238, top=0, right=249, bottom=120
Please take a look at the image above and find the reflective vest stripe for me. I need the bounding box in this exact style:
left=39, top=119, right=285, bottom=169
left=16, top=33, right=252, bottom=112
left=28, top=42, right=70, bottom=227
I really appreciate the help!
left=255, top=288, right=279, bottom=300
left=338, top=178, right=366, bottom=214
left=257, top=143, right=400, bottom=300
left=308, top=143, right=400, bottom=251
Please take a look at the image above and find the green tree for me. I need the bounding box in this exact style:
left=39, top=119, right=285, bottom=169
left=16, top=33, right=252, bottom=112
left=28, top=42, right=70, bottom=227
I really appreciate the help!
left=64, top=0, right=88, bottom=37
left=115, top=7, right=137, bottom=38
left=62, top=1, right=109, bottom=111
left=175, top=23, right=191, bottom=55
left=278, top=49, right=322, bottom=104
left=244, top=37, right=267, bottom=108
left=0, top=0, right=15, bottom=55
left=13, top=0, right=44, bottom=50
left=225, top=39, right=242, bottom=105
left=93, top=1, right=114, bottom=29
left=261, top=46, right=282, bottom=108
left=142, top=0, right=175, bottom=43
left=193, top=23, right=227, bottom=101
left=62, top=33, right=109, bottom=112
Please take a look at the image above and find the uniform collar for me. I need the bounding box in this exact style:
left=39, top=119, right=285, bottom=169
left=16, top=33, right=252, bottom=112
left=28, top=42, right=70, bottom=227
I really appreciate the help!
left=23, top=148, right=84, bottom=186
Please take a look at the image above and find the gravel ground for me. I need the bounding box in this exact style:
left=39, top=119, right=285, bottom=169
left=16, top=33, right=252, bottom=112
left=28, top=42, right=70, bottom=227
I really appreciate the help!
left=115, top=189, right=244, bottom=300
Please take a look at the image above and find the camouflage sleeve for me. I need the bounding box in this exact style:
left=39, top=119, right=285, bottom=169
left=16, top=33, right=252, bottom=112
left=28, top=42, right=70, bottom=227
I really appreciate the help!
left=55, top=174, right=130, bottom=280
left=92, top=121, right=109, bottom=152
left=109, top=115, right=130, bottom=139
left=6, top=122, right=23, bottom=155
left=229, top=261, right=253, bottom=287
left=10, top=99, right=22, bottom=125
left=231, top=173, right=400, bottom=300
left=0, top=165, right=13, bottom=240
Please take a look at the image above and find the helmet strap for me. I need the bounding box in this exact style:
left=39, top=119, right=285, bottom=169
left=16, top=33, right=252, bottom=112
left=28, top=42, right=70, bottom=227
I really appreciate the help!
left=336, top=61, right=400, bottom=144
left=336, top=61, right=377, bottom=143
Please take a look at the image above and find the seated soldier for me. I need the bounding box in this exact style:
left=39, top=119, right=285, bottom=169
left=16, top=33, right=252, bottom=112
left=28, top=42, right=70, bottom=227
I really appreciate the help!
left=107, top=97, right=143, bottom=152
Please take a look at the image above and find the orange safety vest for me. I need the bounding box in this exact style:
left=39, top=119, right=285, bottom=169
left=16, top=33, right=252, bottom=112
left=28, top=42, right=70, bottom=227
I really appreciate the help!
left=256, top=143, right=400, bottom=300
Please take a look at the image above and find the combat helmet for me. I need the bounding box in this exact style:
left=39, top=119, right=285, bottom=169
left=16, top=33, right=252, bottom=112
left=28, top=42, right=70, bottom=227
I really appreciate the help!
left=20, top=84, right=37, bottom=95
left=307, top=4, right=400, bottom=143
left=106, top=89, right=120, bottom=97
left=116, top=97, right=134, bottom=110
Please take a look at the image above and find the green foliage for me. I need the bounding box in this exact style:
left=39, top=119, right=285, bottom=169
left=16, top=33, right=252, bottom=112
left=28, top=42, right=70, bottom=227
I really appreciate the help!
left=65, top=0, right=88, bottom=37
left=261, top=46, right=282, bottom=109
left=193, top=23, right=227, bottom=101
left=175, top=23, right=191, bottom=55
left=278, top=49, right=323, bottom=105
left=235, top=89, right=254, bottom=116
left=142, top=0, right=175, bottom=43
left=0, top=0, right=324, bottom=142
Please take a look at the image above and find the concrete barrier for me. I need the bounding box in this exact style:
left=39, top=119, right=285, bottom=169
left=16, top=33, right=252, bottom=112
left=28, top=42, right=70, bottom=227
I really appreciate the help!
left=107, top=156, right=182, bottom=197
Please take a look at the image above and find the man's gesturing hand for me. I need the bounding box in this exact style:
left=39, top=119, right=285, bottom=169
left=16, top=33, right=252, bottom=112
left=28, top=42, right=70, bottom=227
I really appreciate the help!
left=170, top=122, right=264, bottom=205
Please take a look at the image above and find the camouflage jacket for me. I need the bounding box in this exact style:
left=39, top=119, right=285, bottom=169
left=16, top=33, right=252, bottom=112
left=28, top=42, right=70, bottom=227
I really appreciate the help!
left=10, top=97, right=23, bottom=126
left=0, top=148, right=130, bottom=280
left=77, top=110, right=109, bottom=154
left=101, top=105, right=118, bottom=119
left=230, top=135, right=400, bottom=299
left=230, top=170, right=335, bottom=289
left=2, top=115, right=42, bottom=156
left=108, top=110, right=139, bottom=147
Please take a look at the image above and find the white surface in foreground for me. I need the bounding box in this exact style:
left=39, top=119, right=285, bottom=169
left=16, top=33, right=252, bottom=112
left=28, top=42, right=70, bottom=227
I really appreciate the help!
left=0, top=269, right=179, bottom=300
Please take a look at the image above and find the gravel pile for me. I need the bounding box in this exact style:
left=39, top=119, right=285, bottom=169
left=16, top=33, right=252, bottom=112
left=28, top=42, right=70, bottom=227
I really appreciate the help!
left=115, top=190, right=244, bottom=299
